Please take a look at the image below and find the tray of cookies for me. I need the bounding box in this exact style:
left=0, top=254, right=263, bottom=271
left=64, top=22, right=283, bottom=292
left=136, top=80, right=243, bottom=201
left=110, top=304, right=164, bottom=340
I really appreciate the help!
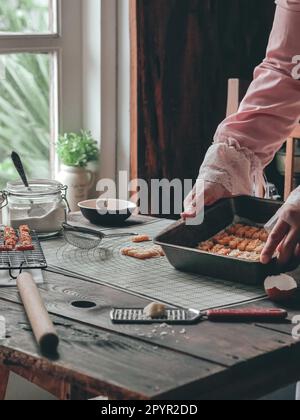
left=197, top=223, right=269, bottom=262
left=154, top=196, right=291, bottom=285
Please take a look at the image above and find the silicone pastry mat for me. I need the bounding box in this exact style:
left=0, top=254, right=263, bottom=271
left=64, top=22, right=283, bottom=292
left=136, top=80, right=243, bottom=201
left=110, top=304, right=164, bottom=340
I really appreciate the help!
left=42, top=219, right=266, bottom=310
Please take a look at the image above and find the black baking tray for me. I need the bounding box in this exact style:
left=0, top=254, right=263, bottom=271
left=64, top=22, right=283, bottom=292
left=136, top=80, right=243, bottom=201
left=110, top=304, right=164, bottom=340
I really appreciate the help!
left=154, top=196, right=297, bottom=285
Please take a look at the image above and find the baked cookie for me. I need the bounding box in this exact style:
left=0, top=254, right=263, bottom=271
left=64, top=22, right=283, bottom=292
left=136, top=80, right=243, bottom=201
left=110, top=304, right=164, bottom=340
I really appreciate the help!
left=121, top=245, right=165, bottom=260
left=132, top=235, right=151, bottom=243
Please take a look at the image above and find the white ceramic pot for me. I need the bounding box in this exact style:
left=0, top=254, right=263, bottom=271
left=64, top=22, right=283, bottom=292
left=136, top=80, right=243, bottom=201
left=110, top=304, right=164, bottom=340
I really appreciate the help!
left=87, top=160, right=100, bottom=197
left=57, top=165, right=95, bottom=212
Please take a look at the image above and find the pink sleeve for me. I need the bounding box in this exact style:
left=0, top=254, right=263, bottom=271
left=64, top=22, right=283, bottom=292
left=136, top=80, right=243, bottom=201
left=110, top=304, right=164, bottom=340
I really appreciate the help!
left=199, top=0, right=300, bottom=196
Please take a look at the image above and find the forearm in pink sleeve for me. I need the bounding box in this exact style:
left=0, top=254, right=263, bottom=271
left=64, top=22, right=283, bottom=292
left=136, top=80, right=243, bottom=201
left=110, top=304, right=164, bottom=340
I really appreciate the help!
left=215, top=1, right=300, bottom=168
left=199, top=1, right=300, bottom=196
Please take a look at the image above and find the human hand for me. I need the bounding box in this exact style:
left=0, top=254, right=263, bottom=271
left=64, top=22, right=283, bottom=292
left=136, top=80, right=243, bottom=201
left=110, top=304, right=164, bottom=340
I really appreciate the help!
left=181, top=180, right=232, bottom=220
left=261, top=187, right=300, bottom=265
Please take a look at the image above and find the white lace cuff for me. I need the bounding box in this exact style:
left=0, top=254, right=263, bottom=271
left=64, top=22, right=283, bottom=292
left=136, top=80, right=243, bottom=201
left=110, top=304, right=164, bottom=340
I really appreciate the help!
left=199, top=138, right=263, bottom=196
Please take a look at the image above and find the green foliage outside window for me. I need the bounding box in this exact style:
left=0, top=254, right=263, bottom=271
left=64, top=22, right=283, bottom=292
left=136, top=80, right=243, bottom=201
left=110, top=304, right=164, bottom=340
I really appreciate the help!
left=0, top=1, right=50, bottom=189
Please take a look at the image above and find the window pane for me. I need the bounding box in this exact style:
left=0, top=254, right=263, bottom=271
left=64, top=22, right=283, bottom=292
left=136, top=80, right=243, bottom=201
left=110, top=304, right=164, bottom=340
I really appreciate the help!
left=0, top=0, right=56, bottom=34
left=0, top=53, right=51, bottom=189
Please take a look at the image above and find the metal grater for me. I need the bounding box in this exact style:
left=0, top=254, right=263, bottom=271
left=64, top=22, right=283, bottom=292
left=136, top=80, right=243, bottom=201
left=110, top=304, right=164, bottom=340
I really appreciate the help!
left=110, top=308, right=202, bottom=325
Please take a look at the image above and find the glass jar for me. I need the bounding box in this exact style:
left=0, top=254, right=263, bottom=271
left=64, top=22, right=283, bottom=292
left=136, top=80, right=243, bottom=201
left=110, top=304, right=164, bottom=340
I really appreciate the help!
left=0, top=180, right=70, bottom=238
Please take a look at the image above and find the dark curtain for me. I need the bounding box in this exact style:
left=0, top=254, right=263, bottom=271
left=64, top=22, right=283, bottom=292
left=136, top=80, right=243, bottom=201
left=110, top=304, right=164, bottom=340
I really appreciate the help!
left=133, top=0, right=276, bottom=216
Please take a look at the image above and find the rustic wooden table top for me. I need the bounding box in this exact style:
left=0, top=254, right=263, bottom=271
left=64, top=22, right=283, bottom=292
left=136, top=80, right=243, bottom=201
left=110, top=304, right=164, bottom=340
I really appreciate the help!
left=0, top=225, right=300, bottom=400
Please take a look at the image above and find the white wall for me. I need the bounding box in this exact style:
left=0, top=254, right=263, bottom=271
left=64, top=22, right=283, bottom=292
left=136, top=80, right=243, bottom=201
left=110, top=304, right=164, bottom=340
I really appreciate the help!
left=82, top=0, right=101, bottom=146
left=81, top=0, right=131, bottom=185
left=82, top=0, right=101, bottom=195
left=117, top=0, right=130, bottom=176
left=99, top=0, right=117, bottom=181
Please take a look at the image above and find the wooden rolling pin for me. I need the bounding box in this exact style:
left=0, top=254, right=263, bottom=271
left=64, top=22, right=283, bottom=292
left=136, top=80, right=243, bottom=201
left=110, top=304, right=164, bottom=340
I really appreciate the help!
left=17, top=272, right=59, bottom=354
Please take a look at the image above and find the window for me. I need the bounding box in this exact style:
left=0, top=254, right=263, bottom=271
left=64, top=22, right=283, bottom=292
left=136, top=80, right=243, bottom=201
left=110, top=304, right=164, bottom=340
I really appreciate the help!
left=0, top=0, right=57, bottom=34
left=0, top=52, right=51, bottom=185
left=0, top=0, right=121, bottom=190
left=0, top=0, right=60, bottom=189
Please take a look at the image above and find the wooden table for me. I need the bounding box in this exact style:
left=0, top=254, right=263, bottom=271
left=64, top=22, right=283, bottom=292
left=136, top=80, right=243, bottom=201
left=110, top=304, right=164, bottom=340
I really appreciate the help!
left=0, top=251, right=300, bottom=400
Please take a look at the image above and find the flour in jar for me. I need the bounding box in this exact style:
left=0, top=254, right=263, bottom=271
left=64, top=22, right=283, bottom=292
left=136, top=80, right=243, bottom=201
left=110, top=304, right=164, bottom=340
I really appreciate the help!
left=4, top=202, right=66, bottom=235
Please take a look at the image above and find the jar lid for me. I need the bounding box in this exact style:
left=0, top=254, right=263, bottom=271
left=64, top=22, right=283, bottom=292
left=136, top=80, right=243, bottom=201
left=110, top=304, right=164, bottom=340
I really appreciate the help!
left=5, top=179, right=65, bottom=197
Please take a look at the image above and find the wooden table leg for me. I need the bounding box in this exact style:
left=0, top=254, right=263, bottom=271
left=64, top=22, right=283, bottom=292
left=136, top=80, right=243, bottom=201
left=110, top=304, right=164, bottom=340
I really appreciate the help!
left=70, top=384, right=96, bottom=400
left=0, top=365, right=9, bottom=400
left=284, top=137, right=295, bottom=201
left=7, top=366, right=95, bottom=400
left=9, top=366, right=71, bottom=400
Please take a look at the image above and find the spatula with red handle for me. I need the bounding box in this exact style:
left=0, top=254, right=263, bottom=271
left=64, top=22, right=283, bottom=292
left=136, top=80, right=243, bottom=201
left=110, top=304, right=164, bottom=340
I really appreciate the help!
left=205, top=308, right=288, bottom=322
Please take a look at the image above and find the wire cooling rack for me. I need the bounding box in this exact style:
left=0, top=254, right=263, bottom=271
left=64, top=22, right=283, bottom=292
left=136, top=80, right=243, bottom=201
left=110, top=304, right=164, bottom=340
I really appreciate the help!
left=0, top=231, right=47, bottom=271
left=42, top=219, right=266, bottom=310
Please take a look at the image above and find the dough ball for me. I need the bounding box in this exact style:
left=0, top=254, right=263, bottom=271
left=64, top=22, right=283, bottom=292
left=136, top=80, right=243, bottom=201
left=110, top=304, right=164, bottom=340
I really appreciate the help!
left=143, top=302, right=167, bottom=319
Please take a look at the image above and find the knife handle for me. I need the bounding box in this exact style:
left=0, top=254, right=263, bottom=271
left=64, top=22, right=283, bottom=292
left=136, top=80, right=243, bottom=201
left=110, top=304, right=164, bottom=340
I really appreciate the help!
left=206, top=308, right=288, bottom=322
left=11, top=151, right=30, bottom=188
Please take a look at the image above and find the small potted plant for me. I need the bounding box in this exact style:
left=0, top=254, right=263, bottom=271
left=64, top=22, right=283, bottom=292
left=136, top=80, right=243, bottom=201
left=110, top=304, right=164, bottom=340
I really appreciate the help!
left=57, top=131, right=99, bottom=211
